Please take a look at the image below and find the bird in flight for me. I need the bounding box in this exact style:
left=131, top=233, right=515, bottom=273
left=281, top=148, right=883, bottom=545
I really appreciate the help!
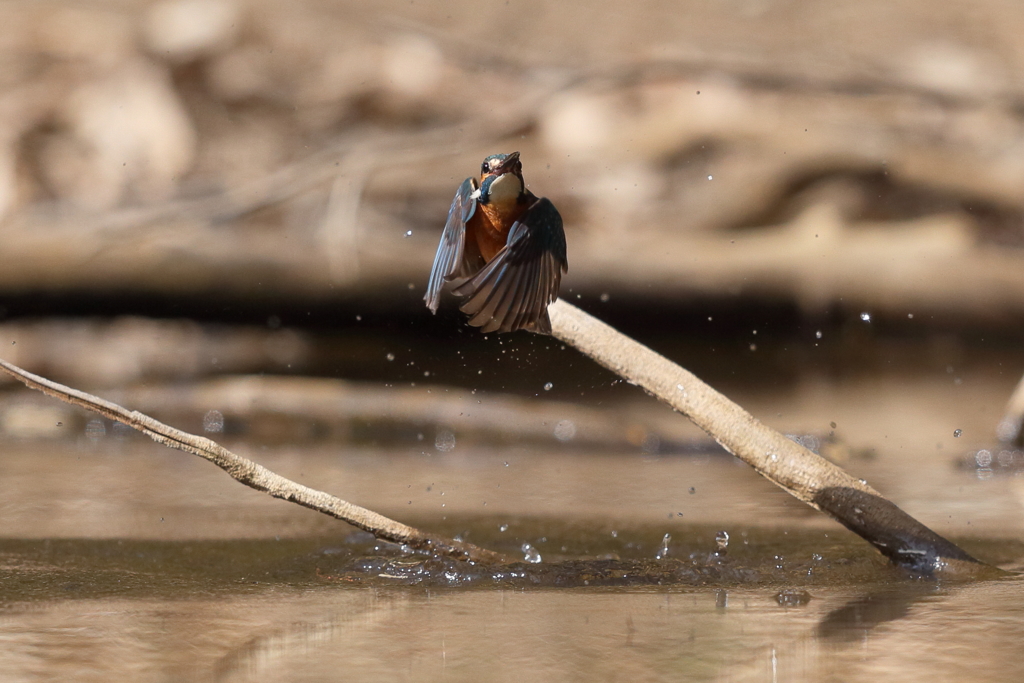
left=424, top=152, right=567, bottom=333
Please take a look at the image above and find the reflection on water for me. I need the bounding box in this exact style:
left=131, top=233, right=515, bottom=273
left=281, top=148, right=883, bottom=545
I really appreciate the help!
left=815, top=586, right=934, bottom=642
left=3, top=577, right=1024, bottom=682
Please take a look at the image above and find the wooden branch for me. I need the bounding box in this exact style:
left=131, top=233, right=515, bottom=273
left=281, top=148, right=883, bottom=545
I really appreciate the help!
left=547, top=299, right=998, bottom=578
left=114, top=375, right=697, bottom=450
left=0, top=358, right=512, bottom=565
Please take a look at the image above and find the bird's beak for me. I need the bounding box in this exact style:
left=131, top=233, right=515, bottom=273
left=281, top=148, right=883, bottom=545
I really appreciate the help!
left=495, top=151, right=520, bottom=174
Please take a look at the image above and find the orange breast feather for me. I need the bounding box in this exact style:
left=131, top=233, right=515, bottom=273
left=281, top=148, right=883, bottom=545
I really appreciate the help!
left=472, top=201, right=527, bottom=262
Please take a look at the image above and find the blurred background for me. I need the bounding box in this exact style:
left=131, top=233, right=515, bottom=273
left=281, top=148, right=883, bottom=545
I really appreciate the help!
left=2, top=0, right=1024, bottom=364
left=6, top=2, right=1024, bottom=680
left=1, top=0, right=1023, bottom=529
left=2, top=0, right=1024, bottom=376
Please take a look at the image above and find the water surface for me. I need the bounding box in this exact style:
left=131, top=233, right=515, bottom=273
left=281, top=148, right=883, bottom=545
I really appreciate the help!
left=1, top=364, right=1022, bottom=680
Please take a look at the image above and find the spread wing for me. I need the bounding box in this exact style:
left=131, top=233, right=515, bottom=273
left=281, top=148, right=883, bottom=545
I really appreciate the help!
left=451, top=196, right=568, bottom=334
left=424, top=177, right=481, bottom=313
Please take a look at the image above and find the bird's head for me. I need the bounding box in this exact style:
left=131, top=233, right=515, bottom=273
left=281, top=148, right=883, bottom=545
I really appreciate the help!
left=476, top=151, right=524, bottom=206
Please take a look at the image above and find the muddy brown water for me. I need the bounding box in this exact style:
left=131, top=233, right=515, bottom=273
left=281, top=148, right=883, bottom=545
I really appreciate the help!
left=1, top=348, right=1024, bottom=681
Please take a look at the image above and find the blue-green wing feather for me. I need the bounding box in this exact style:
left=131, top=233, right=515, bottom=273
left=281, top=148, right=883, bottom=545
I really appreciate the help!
left=424, top=177, right=478, bottom=313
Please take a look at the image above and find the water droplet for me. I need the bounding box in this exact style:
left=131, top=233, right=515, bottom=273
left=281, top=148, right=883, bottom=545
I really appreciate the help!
left=769, top=453, right=778, bottom=462
left=860, top=312, right=871, bottom=322
left=522, top=543, right=542, bottom=563
left=688, top=487, right=696, bottom=494
left=776, top=588, right=812, bottom=605
left=811, top=553, right=823, bottom=562
left=203, top=409, right=224, bottom=433
left=715, top=530, right=730, bottom=551
left=404, top=230, right=413, bottom=238
left=611, top=530, right=618, bottom=538
left=997, top=418, right=1019, bottom=442
left=815, top=330, right=822, bottom=339
left=434, top=429, right=456, bottom=452
left=600, top=293, right=610, bottom=302
left=707, top=175, right=713, bottom=180
left=423, top=370, right=430, bottom=377
left=908, top=313, right=914, bottom=319
left=543, top=382, right=553, bottom=391
left=499, top=524, right=509, bottom=532
left=793, top=434, right=820, bottom=452
left=655, top=533, right=671, bottom=559
left=554, top=419, right=576, bottom=442
left=954, top=429, right=962, bottom=438
left=386, top=353, right=395, bottom=361
left=111, top=422, right=132, bottom=439
left=85, top=419, right=106, bottom=439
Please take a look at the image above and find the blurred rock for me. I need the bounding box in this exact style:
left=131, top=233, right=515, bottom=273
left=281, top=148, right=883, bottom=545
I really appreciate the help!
left=142, top=0, right=241, bottom=62
left=382, top=34, right=444, bottom=99
left=540, top=90, right=615, bottom=160
left=39, top=60, right=197, bottom=210
left=900, top=41, right=1004, bottom=98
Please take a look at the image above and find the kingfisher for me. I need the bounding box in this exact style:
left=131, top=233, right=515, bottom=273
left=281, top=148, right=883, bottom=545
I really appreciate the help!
left=424, top=152, right=567, bottom=333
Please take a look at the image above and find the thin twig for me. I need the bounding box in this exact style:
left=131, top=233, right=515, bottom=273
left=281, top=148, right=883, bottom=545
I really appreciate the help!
left=0, top=358, right=512, bottom=565
left=547, top=299, right=998, bottom=578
